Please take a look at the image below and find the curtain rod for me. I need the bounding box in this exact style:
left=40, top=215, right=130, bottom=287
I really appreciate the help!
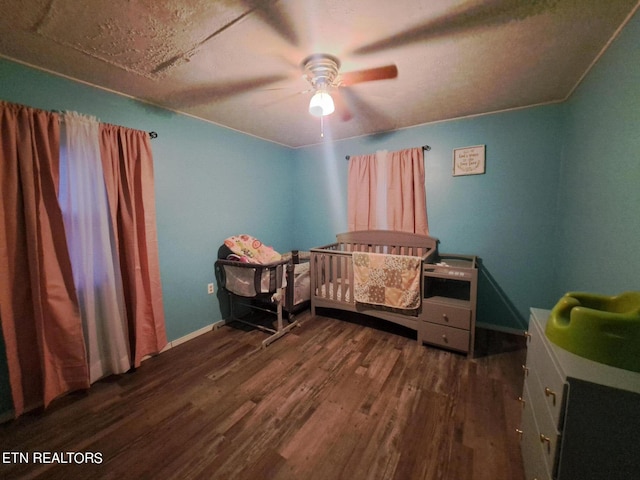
left=50, top=108, right=158, bottom=139
left=345, top=144, right=430, bottom=160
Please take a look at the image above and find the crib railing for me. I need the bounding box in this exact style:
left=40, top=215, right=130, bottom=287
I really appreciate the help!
left=310, top=231, right=439, bottom=317
left=337, top=241, right=431, bottom=257
left=310, top=244, right=435, bottom=309
left=312, top=250, right=352, bottom=304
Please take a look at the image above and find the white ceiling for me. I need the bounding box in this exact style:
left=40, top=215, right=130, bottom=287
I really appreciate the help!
left=0, top=0, right=638, bottom=147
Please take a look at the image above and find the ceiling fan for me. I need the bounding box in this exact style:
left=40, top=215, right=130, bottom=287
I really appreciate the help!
left=169, top=0, right=557, bottom=124
left=301, top=53, right=398, bottom=119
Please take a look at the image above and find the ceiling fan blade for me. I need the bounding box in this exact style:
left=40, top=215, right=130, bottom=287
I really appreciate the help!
left=167, top=74, right=290, bottom=107
left=260, top=89, right=307, bottom=108
left=240, top=0, right=299, bottom=47
left=351, top=0, right=559, bottom=55
left=339, top=64, right=398, bottom=87
left=339, top=88, right=395, bottom=132
left=153, top=7, right=257, bottom=75
left=153, top=1, right=297, bottom=75
left=332, top=90, right=354, bottom=122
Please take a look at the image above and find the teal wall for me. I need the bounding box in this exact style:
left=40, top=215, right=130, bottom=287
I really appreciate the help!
left=556, top=11, right=640, bottom=295
left=292, top=9, right=640, bottom=330
left=1, top=9, right=638, bottom=415
left=292, top=106, right=564, bottom=331
left=0, top=59, right=295, bottom=343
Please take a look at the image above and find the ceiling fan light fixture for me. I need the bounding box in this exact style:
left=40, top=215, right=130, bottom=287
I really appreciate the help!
left=309, top=90, right=335, bottom=117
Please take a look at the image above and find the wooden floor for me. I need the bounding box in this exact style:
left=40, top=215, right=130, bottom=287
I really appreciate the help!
left=0, top=309, right=527, bottom=480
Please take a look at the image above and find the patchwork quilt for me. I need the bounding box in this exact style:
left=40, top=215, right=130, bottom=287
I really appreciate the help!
left=352, top=251, right=422, bottom=310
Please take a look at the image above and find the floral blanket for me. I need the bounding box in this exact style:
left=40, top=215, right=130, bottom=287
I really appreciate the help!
left=224, top=234, right=282, bottom=264
left=352, top=252, right=422, bottom=310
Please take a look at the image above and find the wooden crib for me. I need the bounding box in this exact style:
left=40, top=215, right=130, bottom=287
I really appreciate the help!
left=310, top=230, right=438, bottom=333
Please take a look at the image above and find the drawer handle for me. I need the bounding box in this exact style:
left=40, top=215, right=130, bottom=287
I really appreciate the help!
left=522, top=365, right=529, bottom=377
left=441, top=334, right=448, bottom=343
left=515, top=428, right=523, bottom=440
left=517, top=396, right=526, bottom=408
left=539, top=433, right=552, bottom=453
left=442, top=313, right=449, bottom=322
left=544, top=387, right=557, bottom=406
left=523, top=331, right=531, bottom=342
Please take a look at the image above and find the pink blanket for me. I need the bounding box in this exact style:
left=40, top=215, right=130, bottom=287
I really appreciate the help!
left=224, top=234, right=281, bottom=264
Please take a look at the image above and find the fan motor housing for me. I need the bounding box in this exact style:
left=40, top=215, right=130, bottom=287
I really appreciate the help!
left=302, top=53, right=341, bottom=89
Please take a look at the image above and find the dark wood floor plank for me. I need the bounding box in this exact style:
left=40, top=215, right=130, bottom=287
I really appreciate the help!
left=0, top=311, right=526, bottom=480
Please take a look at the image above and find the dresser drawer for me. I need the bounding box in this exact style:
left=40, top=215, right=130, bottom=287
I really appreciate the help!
left=520, top=383, right=553, bottom=480
left=527, top=368, right=561, bottom=474
left=423, top=302, right=471, bottom=330
left=526, top=316, right=566, bottom=425
left=421, top=322, right=470, bottom=352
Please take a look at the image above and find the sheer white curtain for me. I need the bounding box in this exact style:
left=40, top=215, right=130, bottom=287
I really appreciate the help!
left=58, top=112, right=130, bottom=383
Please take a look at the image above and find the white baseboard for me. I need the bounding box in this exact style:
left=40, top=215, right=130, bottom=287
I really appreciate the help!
left=143, top=322, right=218, bottom=360
left=166, top=323, right=218, bottom=349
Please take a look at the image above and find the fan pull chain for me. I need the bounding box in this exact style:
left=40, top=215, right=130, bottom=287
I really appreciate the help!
left=320, top=115, right=325, bottom=138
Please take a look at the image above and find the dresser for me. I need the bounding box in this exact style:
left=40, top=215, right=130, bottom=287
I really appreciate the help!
left=520, top=308, right=640, bottom=480
left=420, top=254, right=477, bottom=356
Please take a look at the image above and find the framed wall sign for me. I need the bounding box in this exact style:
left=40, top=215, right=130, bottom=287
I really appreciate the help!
left=453, top=145, right=485, bottom=176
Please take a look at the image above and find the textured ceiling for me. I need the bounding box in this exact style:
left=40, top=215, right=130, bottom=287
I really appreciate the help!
left=0, top=0, right=638, bottom=147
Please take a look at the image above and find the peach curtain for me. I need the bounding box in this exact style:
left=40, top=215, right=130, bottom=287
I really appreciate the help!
left=388, top=147, right=429, bottom=235
left=0, top=102, right=89, bottom=416
left=99, top=125, right=167, bottom=367
left=347, top=147, right=428, bottom=234
left=347, top=153, right=378, bottom=231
